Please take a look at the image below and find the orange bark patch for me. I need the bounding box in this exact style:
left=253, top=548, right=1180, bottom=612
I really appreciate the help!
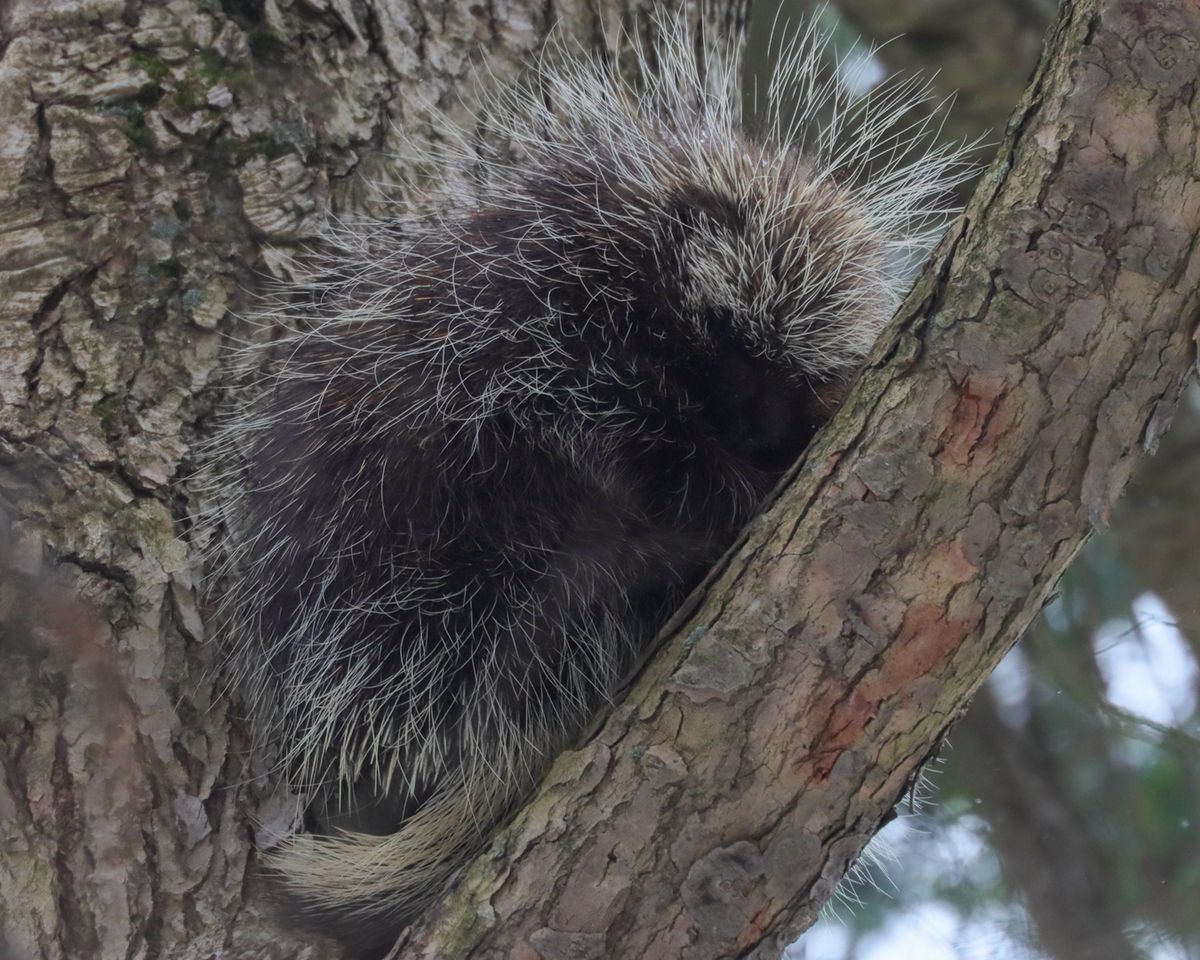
left=869, top=602, right=975, bottom=694
left=804, top=599, right=977, bottom=780
left=806, top=685, right=878, bottom=781
left=736, top=904, right=778, bottom=949
left=937, top=375, right=1011, bottom=469
left=924, top=538, right=981, bottom=592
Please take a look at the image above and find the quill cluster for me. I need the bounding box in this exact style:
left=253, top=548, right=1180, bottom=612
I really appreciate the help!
left=203, top=15, right=968, bottom=958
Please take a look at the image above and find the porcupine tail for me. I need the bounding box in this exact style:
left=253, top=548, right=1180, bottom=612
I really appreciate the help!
left=270, top=771, right=514, bottom=959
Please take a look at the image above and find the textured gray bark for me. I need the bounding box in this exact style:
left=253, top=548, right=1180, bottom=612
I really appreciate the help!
left=0, top=1, right=746, bottom=957
left=0, top=2, right=1197, bottom=960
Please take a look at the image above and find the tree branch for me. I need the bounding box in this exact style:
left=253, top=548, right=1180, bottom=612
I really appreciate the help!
left=393, top=1, right=1200, bottom=957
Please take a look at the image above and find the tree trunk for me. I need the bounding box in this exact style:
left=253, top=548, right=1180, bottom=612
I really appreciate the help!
left=0, top=3, right=1196, bottom=960
left=0, top=1, right=746, bottom=957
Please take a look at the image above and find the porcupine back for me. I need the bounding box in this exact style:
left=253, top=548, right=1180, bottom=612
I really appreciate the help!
left=201, top=14, right=970, bottom=958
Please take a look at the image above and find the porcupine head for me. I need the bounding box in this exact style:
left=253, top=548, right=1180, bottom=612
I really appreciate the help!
left=202, top=11, right=970, bottom=960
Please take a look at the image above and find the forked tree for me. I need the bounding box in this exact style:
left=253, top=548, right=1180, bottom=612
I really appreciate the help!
left=0, top=0, right=1197, bottom=958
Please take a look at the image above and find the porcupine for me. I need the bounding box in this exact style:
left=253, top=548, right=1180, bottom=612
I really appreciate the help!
left=204, top=13, right=969, bottom=959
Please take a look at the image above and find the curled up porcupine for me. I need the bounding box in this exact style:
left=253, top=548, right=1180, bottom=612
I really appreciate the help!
left=202, top=14, right=970, bottom=959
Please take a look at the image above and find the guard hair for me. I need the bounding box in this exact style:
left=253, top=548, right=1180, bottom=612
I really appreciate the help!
left=199, top=11, right=972, bottom=959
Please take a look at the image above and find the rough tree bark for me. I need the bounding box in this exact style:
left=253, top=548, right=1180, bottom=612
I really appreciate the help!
left=0, top=1, right=742, bottom=957
left=0, top=5, right=1195, bottom=960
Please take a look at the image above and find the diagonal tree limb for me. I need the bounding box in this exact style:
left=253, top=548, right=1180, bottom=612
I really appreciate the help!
left=392, top=1, right=1200, bottom=957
